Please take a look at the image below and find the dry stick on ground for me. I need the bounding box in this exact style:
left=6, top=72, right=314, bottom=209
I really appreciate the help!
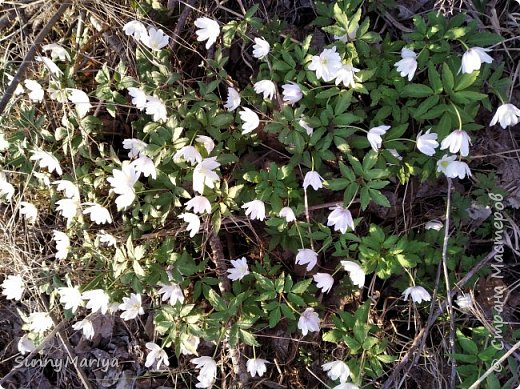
left=381, top=248, right=498, bottom=389
left=0, top=2, right=71, bottom=116
left=169, top=0, right=198, bottom=51
left=208, top=231, right=250, bottom=388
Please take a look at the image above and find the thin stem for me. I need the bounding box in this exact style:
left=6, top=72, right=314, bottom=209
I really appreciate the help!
left=449, top=102, right=463, bottom=130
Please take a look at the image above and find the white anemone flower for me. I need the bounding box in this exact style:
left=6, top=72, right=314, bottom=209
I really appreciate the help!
left=56, top=198, right=79, bottom=225
left=35, top=56, right=63, bottom=76
left=334, top=64, right=360, bottom=88
left=394, top=48, right=417, bottom=81
left=303, top=170, right=324, bottom=191
left=313, top=273, right=334, bottom=294
left=131, top=155, right=157, bottom=179
left=123, top=20, right=148, bottom=40
left=107, top=161, right=140, bottom=211
left=186, top=195, right=212, bottom=214
left=82, top=203, right=112, bottom=224
left=253, top=80, right=277, bottom=100
left=295, top=248, right=318, bottom=271
left=52, top=180, right=79, bottom=199
left=402, top=286, right=431, bottom=303
left=158, top=283, right=184, bottom=305
left=122, top=138, right=148, bottom=158
left=340, top=261, right=365, bottom=288
left=72, top=319, right=95, bottom=340
left=195, top=135, right=215, bottom=154
left=440, top=129, right=471, bottom=157
left=194, top=17, right=220, bottom=49
left=24, top=80, right=44, bottom=102
left=145, top=96, right=167, bottom=122
left=460, top=47, right=493, bottom=74
left=279, top=206, right=296, bottom=222
left=67, top=88, right=92, bottom=118
left=119, top=293, right=145, bottom=321
left=252, top=37, right=270, bottom=59
left=242, top=200, right=266, bottom=221
left=31, top=150, right=63, bottom=175
left=327, top=205, right=355, bottom=233
left=436, top=155, right=471, bottom=179
left=281, top=82, right=303, bottom=105
left=178, top=212, right=201, bottom=238
left=141, top=27, right=169, bottom=51
left=127, top=87, right=148, bottom=110
left=18, top=335, right=36, bottom=355
left=19, top=201, right=38, bottom=224
left=145, top=342, right=169, bottom=369
left=28, top=312, right=53, bottom=334
left=82, top=289, right=110, bottom=314
left=191, top=356, right=217, bottom=388
left=52, top=230, right=70, bottom=259
left=298, top=307, right=320, bottom=335
left=367, top=125, right=390, bottom=152
left=58, top=286, right=83, bottom=313
left=490, top=103, right=520, bottom=129
left=322, top=360, right=351, bottom=383
left=416, top=129, right=439, bottom=156
left=174, top=146, right=202, bottom=165
left=42, top=43, right=70, bottom=61
left=308, top=47, right=342, bottom=82
left=193, top=157, right=220, bottom=194
left=227, top=257, right=250, bottom=281
left=425, top=220, right=443, bottom=230
left=1, top=275, right=24, bottom=301
left=247, top=358, right=268, bottom=378
left=224, top=87, right=241, bottom=111
left=239, top=108, right=260, bottom=135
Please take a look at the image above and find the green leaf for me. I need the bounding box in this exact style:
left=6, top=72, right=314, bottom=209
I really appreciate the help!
left=455, top=71, right=479, bottom=91
left=206, top=288, right=226, bottom=311
left=428, top=65, right=443, bottom=94
left=316, top=88, right=340, bottom=99
left=413, top=95, right=440, bottom=120
left=269, top=306, right=281, bottom=328
left=240, top=329, right=260, bottom=346
left=369, top=189, right=390, bottom=207
left=402, top=84, right=434, bottom=98
left=291, top=278, right=312, bottom=294
left=442, top=63, right=454, bottom=92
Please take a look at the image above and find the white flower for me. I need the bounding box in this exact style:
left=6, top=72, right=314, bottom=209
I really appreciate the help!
left=461, top=47, right=493, bottom=74
left=72, top=319, right=95, bottom=340
left=490, top=103, right=520, bottom=129
left=107, top=161, right=140, bottom=211
left=35, top=56, right=63, bottom=76
left=158, top=283, right=184, bottom=305
left=67, top=88, right=92, bottom=118
left=303, top=170, right=324, bottom=191
left=0, top=174, right=14, bottom=201
left=295, top=248, right=318, bottom=271
left=196, top=135, right=215, bottom=154
left=42, top=43, right=70, bottom=61
left=53, top=230, right=70, bottom=259
left=119, top=293, right=145, bottom=321
left=425, top=220, right=443, bottom=230
left=174, top=146, right=202, bottom=165
left=1, top=275, right=24, bottom=300
left=127, top=87, right=148, bottom=110
left=58, top=286, right=82, bottom=312
left=132, top=155, right=157, bottom=179
left=145, top=342, right=169, bottom=369
left=123, top=20, right=148, bottom=40
left=242, top=200, right=266, bottom=221
left=52, top=180, right=80, bottom=199
left=322, top=360, right=351, bottom=383
left=388, top=149, right=402, bottom=160
left=82, top=289, right=110, bottom=314
left=416, top=129, right=439, bottom=156
left=440, top=130, right=471, bottom=157
left=193, top=157, right=221, bottom=194
left=340, top=261, right=365, bottom=288
left=186, top=195, right=212, bottom=214
left=327, top=205, right=355, bottom=233
left=252, top=37, right=270, bottom=59
left=334, top=64, right=360, bottom=88
left=83, top=203, right=112, bottom=224
left=308, top=47, right=342, bottom=82
left=298, top=307, right=320, bottom=336
left=28, top=312, right=53, bottom=334
left=99, top=232, right=117, bottom=246
left=145, top=96, right=168, bottom=122
left=456, top=294, right=473, bottom=310
left=247, top=358, right=268, bottom=378
left=394, top=48, right=417, bottom=81
left=24, top=80, right=44, bottom=102
left=195, top=17, right=220, bottom=49
left=239, top=107, right=260, bottom=135
left=141, top=27, right=169, bottom=50
left=122, top=138, right=148, bottom=159
left=224, top=87, right=241, bottom=111
left=191, top=356, right=217, bottom=388
left=18, top=335, right=36, bottom=355
left=0, top=132, right=8, bottom=151
left=298, top=117, right=314, bottom=136
left=31, top=150, right=62, bottom=175
left=179, top=212, right=201, bottom=238
left=227, top=257, right=250, bottom=281
left=436, top=154, right=471, bottom=179
left=367, top=125, right=390, bottom=152
left=282, top=82, right=303, bottom=105
left=279, top=207, right=296, bottom=222
left=19, top=201, right=38, bottom=223
left=180, top=334, right=200, bottom=355
left=402, top=286, right=431, bottom=303
left=313, top=273, right=334, bottom=294
left=56, top=198, right=79, bottom=225
left=254, top=80, right=277, bottom=100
